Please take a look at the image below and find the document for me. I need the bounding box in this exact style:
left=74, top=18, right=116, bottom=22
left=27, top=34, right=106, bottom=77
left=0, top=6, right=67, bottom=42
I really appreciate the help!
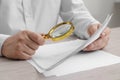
left=27, top=14, right=117, bottom=76
left=28, top=41, right=120, bottom=77
left=28, top=39, right=86, bottom=72
left=43, top=51, right=120, bottom=76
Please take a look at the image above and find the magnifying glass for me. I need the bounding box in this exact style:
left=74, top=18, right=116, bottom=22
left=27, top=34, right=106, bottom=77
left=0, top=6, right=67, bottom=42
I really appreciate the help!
left=43, top=22, right=75, bottom=41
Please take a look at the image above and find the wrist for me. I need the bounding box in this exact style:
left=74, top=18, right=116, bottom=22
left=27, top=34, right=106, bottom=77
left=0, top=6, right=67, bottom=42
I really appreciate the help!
left=0, top=34, right=10, bottom=57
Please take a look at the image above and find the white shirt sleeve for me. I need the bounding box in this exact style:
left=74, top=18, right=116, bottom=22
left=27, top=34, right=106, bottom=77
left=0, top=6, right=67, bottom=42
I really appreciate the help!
left=0, top=34, right=10, bottom=56
left=60, top=0, right=99, bottom=39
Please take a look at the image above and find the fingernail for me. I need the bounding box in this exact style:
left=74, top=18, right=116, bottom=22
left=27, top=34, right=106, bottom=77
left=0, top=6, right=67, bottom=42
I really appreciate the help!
left=102, top=32, right=106, bottom=36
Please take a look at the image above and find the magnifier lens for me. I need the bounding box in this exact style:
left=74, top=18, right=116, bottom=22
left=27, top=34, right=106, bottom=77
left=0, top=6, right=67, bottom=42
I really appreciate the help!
left=44, top=22, right=74, bottom=41
left=50, top=24, right=71, bottom=38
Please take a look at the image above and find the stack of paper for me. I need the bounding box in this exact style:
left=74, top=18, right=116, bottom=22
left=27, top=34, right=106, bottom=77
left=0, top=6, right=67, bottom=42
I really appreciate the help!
left=28, top=39, right=86, bottom=72
left=28, top=40, right=120, bottom=76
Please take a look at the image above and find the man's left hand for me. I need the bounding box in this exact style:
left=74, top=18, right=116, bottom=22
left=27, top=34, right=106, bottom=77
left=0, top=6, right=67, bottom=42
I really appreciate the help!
left=83, top=23, right=111, bottom=51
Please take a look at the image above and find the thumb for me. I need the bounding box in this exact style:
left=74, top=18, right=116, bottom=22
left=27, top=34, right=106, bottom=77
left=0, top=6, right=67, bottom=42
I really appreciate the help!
left=26, top=31, right=45, bottom=45
left=88, top=24, right=100, bottom=36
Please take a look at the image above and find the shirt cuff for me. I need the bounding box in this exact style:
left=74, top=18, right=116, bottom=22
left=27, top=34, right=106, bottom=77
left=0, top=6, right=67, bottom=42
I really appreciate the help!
left=0, top=34, right=10, bottom=56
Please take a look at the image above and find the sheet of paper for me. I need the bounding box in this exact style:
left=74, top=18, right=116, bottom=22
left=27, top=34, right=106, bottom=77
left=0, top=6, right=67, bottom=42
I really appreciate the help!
left=43, top=51, right=120, bottom=76
left=28, top=39, right=86, bottom=71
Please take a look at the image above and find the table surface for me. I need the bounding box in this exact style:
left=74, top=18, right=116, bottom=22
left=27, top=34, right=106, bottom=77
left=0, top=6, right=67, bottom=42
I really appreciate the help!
left=0, top=27, right=120, bottom=80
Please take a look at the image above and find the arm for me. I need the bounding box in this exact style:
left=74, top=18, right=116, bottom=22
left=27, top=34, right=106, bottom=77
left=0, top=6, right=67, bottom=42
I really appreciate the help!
left=60, top=0, right=111, bottom=51
left=60, top=0, right=99, bottom=39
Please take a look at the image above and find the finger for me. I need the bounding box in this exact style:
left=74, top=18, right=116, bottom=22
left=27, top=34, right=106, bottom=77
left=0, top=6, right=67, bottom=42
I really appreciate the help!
left=26, top=41, right=39, bottom=50
left=25, top=36, right=39, bottom=50
left=88, top=24, right=100, bottom=36
left=90, top=37, right=109, bottom=51
left=85, top=40, right=103, bottom=51
left=22, top=44, right=35, bottom=56
left=40, top=33, right=46, bottom=39
left=84, top=36, right=109, bottom=51
left=26, top=31, right=45, bottom=45
left=40, top=33, right=46, bottom=36
left=18, top=52, right=32, bottom=60
left=14, top=51, right=31, bottom=60
left=101, top=27, right=111, bottom=38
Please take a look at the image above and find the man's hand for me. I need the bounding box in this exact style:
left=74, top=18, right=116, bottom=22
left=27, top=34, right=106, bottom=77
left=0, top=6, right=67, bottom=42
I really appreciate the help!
left=1, top=30, right=45, bottom=60
left=84, top=23, right=111, bottom=51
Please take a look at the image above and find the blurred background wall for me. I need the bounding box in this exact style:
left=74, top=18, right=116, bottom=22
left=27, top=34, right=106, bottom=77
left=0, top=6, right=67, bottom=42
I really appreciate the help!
left=83, top=0, right=120, bottom=28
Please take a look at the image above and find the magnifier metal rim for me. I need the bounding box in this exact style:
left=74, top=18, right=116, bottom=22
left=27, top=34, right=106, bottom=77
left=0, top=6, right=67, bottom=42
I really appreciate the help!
left=48, top=22, right=75, bottom=41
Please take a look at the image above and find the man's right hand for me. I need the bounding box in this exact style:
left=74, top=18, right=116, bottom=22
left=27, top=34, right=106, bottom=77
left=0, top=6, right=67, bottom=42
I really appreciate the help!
left=1, top=30, right=45, bottom=60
